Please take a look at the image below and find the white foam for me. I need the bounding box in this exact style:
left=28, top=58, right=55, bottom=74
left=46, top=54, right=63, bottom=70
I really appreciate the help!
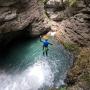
left=50, top=32, right=56, bottom=36
left=0, top=59, right=54, bottom=90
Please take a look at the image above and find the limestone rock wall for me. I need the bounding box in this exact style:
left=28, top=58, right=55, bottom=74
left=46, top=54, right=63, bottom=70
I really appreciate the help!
left=45, top=0, right=90, bottom=47
left=0, top=0, right=36, bottom=33
left=44, top=1, right=90, bottom=89
left=56, top=10, right=90, bottom=46
left=0, top=0, right=50, bottom=48
left=66, top=47, right=90, bottom=90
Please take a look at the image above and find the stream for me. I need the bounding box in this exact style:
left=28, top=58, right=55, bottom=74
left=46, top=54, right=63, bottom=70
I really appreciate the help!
left=0, top=37, right=73, bottom=90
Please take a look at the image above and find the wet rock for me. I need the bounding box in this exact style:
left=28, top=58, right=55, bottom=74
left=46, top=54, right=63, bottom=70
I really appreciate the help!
left=46, top=0, right=66, bottom=8
left=26, top=18, right=51, bottom=36
left=0, top=0, right=49, bottom=47
left=0, top=0, right=39, bottom=33
left=54, top=12, right=90, bottom=46
left=4, top=10, right=17, bottom=21
left=0, top=0, right=49, bottom=35
left=50, top=13, right=65, bottom=21
left=0, top=0, right=16, bottom=6
left=45, top=0, right=67, bottom=21
left=81, top=7, right=90, bottom=14
left=66, top=48, right=90, bottom=90
left=45, top=0, right=89, bottom=21
left=45, top=0, right=90, bottom=90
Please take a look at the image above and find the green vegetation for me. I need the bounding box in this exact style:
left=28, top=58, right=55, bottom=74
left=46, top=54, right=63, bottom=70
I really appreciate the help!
left=77, top=48, right=90, bottom=68
left=62, top=42, right=79, bottom=53
left=68, top=47, right=90, bottom=89
left=38, top=0, right=48, bottom=4
left=38, top=0, right=45, bottom=3
left=77, top=48, right=90, bottom=84
left=68, top=0, right=77, bottom=7
left=81, top=72, right=90, bottom=84
left=59, top=87, right=67, bottom=90
left=44, top=10, right=50, bottom=18
left=49, top=86, right=67, bottom=90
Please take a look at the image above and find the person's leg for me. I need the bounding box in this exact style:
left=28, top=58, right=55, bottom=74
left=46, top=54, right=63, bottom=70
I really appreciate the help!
left=46, top=47, right=48, bottom=56
left=46, top=50, right=48, bottom=56
left=43, top=46, right=45, bottom=56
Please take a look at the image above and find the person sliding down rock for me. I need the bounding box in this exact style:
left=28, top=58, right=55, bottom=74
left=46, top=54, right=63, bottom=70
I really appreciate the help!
left=40, top=35, right=53, bottom=56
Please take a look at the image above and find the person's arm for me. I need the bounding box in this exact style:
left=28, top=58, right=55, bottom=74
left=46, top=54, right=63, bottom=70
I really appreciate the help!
left=40, top=36, right=44, bottom=42
left=49, top=42, right=53, bottom=45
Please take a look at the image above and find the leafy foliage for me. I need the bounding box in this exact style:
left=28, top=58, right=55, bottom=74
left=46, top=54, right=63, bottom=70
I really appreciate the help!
left=68, top=0, right=77, bottom=6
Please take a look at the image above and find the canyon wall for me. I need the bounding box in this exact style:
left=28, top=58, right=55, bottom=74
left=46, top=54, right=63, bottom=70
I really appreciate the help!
left=0, top=0, right=50, bottom=48
left=45, top=0, right=90, bottom=90
left=45, top=0, right=90, bottom=47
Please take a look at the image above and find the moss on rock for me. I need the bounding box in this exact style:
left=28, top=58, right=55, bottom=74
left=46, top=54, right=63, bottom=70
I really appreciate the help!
left=67, top=47, right=90, bottom=89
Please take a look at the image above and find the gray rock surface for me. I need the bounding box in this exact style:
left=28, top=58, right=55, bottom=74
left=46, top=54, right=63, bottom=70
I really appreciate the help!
left=44, top=1, right=90, bottom=90
left=59, top=13, right=90, bottom=46
left=45, top=0, right=89, bottom=21
left=0, top=0, right=50, bottom=34
left=45, top=0, right=90, bottom=47
left=0, top=0, right=50, bottom=47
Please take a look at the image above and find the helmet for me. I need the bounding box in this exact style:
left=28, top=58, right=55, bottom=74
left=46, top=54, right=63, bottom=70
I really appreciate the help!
left=43, top=35, right=48, bottom=40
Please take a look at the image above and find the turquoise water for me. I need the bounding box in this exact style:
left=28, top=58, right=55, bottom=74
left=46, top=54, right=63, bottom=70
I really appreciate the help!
left=0, top=38, right=73, bottom=90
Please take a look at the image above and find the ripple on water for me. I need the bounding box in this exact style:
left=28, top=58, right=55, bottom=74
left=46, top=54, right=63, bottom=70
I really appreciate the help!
left=0, top=38, right=73, bottom=90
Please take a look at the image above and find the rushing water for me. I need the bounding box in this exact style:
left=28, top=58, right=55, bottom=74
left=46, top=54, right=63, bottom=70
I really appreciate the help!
left=0, top=37, right=73, bottom=90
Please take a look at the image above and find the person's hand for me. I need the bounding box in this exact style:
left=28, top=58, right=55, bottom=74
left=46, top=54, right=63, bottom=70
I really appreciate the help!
left=40, top=35, right=42, bottom=38
left=50, top=43, right=53, bottom=45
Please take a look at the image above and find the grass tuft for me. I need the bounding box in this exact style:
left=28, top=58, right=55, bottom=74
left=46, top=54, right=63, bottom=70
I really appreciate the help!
left=62, top=42, right=79, bottom=53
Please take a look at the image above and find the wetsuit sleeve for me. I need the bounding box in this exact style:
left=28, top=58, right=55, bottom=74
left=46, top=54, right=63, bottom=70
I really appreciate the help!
left=40, top=37, right=44, bottom=42
left=48, top=42, right=53, bottom=45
